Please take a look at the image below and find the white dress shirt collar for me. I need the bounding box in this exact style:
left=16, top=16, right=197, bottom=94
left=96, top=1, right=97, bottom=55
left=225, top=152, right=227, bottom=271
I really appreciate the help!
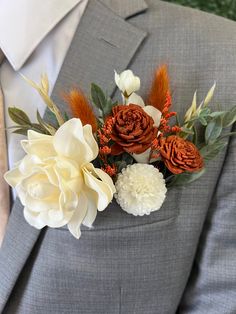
left=0, top=0, right=82, bottom=71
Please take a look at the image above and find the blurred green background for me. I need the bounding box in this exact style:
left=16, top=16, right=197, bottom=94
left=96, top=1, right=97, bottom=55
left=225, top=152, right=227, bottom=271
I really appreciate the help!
left=164, top=0, right=236, bottom=20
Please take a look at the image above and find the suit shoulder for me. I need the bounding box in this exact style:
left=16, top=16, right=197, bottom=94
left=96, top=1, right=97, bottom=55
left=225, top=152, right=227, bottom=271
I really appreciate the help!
left=145, top=0, right=236, bottom=42
left=130, top=1, right=236, bottom=109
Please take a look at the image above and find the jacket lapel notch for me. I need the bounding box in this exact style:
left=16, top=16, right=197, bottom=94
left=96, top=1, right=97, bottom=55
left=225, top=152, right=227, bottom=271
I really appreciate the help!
left=100, top=0, right=148, bottom=19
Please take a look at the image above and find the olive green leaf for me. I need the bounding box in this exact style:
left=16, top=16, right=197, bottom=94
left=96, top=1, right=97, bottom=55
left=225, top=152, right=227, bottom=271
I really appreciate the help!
left=91, top=83, right=115, bottom=117
left=91, top=83, right=106, bottom=111
left=8, top=107, right=31, bottom=126
left=12, top=128, right=28, bottom=136
left=11, top=122, right=47, bottom=136
left=36, top=110, right=56, bottom=135
left=8, top=106, right=56, bottom=136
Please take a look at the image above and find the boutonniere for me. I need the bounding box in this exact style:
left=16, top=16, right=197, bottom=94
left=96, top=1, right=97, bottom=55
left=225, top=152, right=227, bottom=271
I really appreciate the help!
left=4, top=65, right=236, bottom=239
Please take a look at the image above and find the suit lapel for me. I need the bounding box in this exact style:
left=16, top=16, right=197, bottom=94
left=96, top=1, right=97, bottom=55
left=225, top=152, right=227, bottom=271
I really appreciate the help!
left=51, top=0, right=147, bottom=116
left=0, top=0, right=147, bottom=310
left=0, top=199, right=40, bottom=308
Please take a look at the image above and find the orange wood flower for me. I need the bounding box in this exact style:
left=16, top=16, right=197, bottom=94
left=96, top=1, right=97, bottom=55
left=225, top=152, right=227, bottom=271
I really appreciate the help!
left=109, top=104, right=158, bottom=155
left=159, top=135, right=204, bottom=174
left=63, top=89, right=97, bottom=132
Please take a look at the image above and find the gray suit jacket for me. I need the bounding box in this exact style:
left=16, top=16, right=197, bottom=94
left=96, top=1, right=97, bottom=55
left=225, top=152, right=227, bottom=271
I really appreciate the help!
left=0, top=0, right=236, bottom=313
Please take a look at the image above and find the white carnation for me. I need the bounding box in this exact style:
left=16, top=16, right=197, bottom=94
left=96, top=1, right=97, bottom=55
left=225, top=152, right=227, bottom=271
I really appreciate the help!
left=115, top=164, right=167, bottom=216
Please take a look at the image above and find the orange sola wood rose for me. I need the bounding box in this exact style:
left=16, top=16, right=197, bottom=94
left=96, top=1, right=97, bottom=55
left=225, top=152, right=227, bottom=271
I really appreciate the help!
left=158, top=135, right=204, bottom=174
left=109, top=104, right=158, bottom=155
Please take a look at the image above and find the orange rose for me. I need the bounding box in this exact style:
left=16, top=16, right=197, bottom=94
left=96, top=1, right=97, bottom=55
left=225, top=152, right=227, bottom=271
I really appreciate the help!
left=159, top=135, right=204, bottom=174
left=110, top=104, right=158, bottom=154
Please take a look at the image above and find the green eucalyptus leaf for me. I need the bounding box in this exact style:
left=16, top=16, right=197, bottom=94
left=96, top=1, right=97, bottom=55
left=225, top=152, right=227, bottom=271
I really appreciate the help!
left=121, top=152, right=134, bottom=165
left=222, top=105, right=236, bottom=127
left=220, top=131, right=236, bottom=139
left=199, top=107, right=211, bottom=116
left=205, top=116, right=222, bottom=144
left=165, top=174, right=176, bottom=185
left=116, top=161, right=128, bottom=173
left=44, top=110, right=59, bottom=127
left=103, top=98, right=114, bottom=116
left=97, top=118, right=104, bottom=128
left=64, top=112, right=70, bottom=121
left=192, top=125, right=198, bottom=145
left=199, top=116, right=208, bottom=126
left=168, top=168, right=206, bottom=187
left=180, top=127, right=194, bottom=135
left=209, top=111, right=226, bottom=118
left=200, top=140, right=227, bottom=161
left=8, top=107, right=31, bottom=126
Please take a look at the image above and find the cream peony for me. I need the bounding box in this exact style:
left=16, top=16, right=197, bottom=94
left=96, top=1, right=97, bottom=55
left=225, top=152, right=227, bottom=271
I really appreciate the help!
left=4, top=118, right=116, bottom=239
left=115, top=164, right=167, bottom=216
left=114, top=69, right=140, bottom=96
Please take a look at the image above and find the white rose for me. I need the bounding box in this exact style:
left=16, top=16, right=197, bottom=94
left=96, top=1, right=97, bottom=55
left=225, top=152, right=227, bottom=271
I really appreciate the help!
left=114, top=69, right=140, bottom=96
left=4, top=118, right=116, bottom=239
left=115, top=163, right=167, bottom=216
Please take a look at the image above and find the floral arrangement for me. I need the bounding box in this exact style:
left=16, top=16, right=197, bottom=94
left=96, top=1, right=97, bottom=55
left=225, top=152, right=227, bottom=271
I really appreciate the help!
left=4, top=65, right=236, bottom=239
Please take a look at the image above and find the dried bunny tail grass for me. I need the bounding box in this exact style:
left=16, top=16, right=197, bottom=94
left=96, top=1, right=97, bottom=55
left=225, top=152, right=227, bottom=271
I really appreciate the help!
left=63, top=88, right=98, bottom=132
left=148, top=64, right=170, bottom=112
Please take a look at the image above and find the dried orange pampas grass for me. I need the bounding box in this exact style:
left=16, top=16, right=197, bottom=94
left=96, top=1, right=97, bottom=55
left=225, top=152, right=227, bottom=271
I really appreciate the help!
left=148, top=64, right=170, bottom=112
left=63, top=89, right=97, bottom=132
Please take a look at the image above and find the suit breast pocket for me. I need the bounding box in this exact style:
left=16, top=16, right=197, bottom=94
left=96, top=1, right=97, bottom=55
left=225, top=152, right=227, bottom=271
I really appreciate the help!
left=57, top=186, right=183, bottom=232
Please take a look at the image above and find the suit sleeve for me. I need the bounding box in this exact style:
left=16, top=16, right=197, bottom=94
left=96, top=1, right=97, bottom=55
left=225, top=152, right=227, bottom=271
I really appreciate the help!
left=178, top=124, right=236, bottom=314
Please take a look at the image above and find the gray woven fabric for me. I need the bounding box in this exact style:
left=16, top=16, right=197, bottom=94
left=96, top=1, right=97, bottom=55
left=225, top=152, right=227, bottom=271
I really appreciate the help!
left=0, top=0, right=236, bottom=313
